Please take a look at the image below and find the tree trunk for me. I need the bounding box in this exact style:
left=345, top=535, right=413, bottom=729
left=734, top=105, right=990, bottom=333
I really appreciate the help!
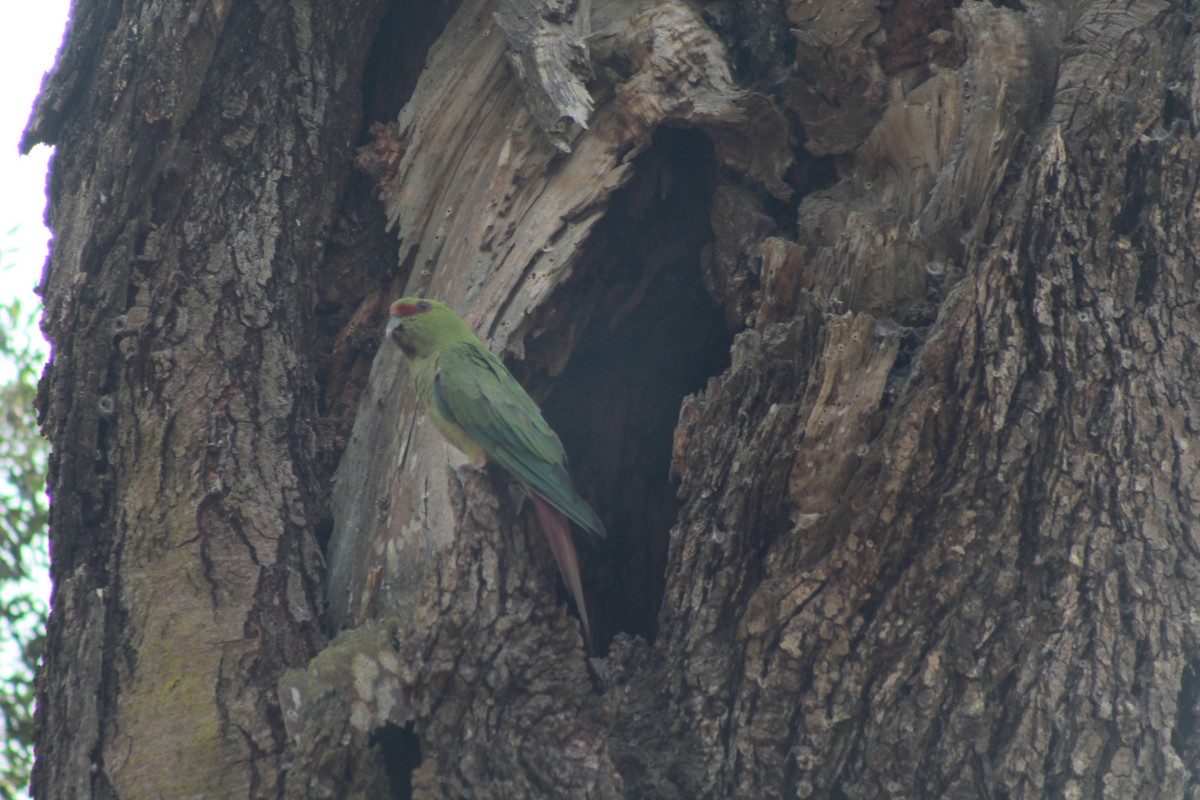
left=23, top=1, right=381, bottom=795
left=27, top=0, right=1200, bottom=798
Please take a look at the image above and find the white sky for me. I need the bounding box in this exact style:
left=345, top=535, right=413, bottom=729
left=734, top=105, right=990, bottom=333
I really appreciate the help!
left=1, top=2, right=71, bottom=319
left=0, top=1, right=70, bottom=753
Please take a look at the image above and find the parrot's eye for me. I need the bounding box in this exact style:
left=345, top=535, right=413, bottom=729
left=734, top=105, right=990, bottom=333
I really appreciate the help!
left=416, top=300, right=431, bottom=312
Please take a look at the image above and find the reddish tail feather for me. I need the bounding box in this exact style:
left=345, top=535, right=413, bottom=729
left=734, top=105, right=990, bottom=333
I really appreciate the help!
left=529, top=493, right=592, bottom=648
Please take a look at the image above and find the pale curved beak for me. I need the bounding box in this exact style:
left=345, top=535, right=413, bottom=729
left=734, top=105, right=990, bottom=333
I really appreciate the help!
left=385, top=315, right=400, bottom=342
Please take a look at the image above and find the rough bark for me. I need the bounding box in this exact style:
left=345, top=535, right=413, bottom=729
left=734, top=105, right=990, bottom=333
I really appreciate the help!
left=655, top=2, right=1200, bottom=797
left=25, top=1, right=386, bottom=796
left=28, top=0, right=1200, bottom=798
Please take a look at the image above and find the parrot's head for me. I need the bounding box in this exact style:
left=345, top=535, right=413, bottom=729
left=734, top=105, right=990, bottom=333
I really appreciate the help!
left=386, top=297, right=475, bottom=358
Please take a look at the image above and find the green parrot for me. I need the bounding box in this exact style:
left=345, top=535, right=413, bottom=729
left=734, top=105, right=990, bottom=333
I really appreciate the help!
left=386, top=297, right=605, bottom=644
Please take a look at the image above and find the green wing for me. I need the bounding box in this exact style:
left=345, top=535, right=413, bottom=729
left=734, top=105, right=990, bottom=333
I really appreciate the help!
left=432, top=342, right=606, bottom=537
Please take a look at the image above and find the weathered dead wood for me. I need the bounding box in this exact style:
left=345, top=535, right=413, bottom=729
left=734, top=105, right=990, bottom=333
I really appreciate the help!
left=495, top=0, right=594, bottom=150
left=328, top=0, right=792, bottom=629
left=319, top=0, right=794, bottom=792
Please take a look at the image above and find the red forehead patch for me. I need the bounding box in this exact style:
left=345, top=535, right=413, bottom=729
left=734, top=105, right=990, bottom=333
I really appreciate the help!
left=390, top=300, right=431, bottom=317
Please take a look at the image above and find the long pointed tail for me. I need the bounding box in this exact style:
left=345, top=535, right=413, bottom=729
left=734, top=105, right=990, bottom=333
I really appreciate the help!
left=530, top=492, right=592, bottom=648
